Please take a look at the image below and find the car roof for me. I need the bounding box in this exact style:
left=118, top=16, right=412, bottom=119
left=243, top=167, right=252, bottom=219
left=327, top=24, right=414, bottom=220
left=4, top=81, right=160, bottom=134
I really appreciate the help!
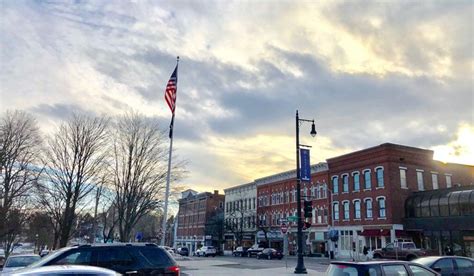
left=70, top=242, right=159, bottom=248
left=7, top=254, right=40, bottom=258
left=11, top=265, right=118, bottom=275
left=331, top=260, right=412, bottom=265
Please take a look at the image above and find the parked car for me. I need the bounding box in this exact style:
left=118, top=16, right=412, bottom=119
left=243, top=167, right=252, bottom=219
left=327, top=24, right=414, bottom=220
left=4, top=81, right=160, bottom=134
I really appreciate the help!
left=1, top=254, right=41, bottom=273
left=195, top=246, right=216, bottom=257
left=159, top=246, right=175, bottom=256
left=177, top=247, right=189, bottom=256
left=246, top=244, right=264, bottom=257
left=39, top=250, right=50, bottom=258
left=1, top=265, right=120, bottom=275
left=25, top=243, right=180, bottom=275
left=256, top=248, right=283, bottom=260
left=232, top=246, right=250, bottom=257
left=413, top=256, right=474, bottom=276
left=373, top=242, right=433, bottom=261
left=327, top=261, right=440, bottom=276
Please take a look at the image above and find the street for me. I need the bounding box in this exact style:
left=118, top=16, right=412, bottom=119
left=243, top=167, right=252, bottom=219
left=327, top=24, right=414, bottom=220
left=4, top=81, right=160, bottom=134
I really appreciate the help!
left=177, top=255, right=330, bottom=275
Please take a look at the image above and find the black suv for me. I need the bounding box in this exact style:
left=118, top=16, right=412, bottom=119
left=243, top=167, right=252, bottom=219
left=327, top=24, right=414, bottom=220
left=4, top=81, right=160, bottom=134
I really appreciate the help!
left=28, top=243, right=180, bottom=275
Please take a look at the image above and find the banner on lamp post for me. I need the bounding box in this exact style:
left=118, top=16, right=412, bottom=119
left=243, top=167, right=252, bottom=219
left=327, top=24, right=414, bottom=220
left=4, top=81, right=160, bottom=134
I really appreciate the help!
left=300, top=148, right=311, bottom=181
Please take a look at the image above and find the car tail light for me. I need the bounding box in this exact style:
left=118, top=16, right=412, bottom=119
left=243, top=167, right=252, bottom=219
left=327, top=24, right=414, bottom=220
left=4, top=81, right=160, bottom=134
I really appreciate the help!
left=167, top=265, right=180, bottom=275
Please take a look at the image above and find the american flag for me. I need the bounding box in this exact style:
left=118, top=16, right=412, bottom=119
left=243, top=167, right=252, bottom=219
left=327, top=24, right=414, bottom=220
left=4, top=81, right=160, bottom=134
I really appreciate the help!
left=164, top=65, right=178, bottom=113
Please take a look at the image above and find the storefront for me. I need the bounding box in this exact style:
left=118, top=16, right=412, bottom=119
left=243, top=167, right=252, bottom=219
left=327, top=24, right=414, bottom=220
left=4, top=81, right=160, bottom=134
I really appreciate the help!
left=405, top=187, right=474, bottom=258
left=257, top=230, right=283, bottom=250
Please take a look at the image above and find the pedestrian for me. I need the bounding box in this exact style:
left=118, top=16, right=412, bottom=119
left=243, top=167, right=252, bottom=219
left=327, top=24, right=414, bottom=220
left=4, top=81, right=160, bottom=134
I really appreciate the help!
left=363, top=246, right=369, bottom=261
left=444, top=245, right=454, bottom=256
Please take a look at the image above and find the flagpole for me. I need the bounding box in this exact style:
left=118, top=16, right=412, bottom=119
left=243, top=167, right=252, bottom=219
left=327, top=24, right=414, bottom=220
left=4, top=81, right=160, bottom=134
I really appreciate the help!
left=161, top=56, right=179, bottom=246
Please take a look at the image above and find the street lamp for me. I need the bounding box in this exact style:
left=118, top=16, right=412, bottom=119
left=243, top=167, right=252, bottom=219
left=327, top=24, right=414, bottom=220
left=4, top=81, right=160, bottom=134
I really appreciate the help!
left=294, top=110, right=316, bottom=274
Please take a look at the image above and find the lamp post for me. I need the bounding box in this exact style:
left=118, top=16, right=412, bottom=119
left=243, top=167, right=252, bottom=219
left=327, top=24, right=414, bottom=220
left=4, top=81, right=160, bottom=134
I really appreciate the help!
left=294, top=110, right=317, bottom=274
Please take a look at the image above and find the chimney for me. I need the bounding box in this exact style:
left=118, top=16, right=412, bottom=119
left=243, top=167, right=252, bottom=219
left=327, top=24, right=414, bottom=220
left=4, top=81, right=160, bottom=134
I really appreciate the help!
left=214, top=190, right=218, bottom=195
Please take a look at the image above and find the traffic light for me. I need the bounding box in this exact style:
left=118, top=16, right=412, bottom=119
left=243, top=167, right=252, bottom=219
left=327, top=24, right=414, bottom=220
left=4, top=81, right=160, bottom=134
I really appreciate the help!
left=304, top=200, right=312, bottom=218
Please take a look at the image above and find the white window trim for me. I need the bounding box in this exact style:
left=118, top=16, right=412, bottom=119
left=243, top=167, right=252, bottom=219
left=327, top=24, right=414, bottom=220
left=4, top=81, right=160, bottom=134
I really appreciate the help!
left=352, top=199, right=361, bottom=203
left=363, top=168, right=371, bottom=173
left=374, top=166, right=384, bottom=171
left=351, top=171, right=360, bottom=176
left=376, top=196, right=386, bottom=201
left=416, top=169, right=425, bottom=172
left=399, top=166, right=407, bottom=170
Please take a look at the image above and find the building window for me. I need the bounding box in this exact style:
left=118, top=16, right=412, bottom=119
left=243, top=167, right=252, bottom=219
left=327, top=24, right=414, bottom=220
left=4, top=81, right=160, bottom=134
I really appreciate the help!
left=343, top=201, right=350, bottom=220
left=366, top=199, right=373, bottom=218
left=342, top=175, right=349, bottom=193
left=354, top=200, right=361, bottom=219
left=332, top=176, right=339, bottom=194
left=446, top=174, right=452, bottom=188
left=376, top=167, right=384, bottom=187
left=364, top=170, right=371, bottom=189
left=432, top=173, right=439, bottom=190
left=400, top=168, right=407, bottom=189
left=353, top=173, right=360, bottom=191
left=417, top=170, right=424, bottom=191
left=378, top=197, right=386, bottom=218
left=333, top=202, right=339, bottom=220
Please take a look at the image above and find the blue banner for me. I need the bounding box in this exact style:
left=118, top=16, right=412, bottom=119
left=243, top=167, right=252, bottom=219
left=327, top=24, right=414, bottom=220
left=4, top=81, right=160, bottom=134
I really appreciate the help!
left=300, top=148, right=311, bottom=181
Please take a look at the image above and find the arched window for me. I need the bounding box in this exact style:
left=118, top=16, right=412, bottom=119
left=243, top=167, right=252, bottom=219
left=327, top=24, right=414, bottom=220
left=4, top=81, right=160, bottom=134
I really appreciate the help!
left=354, top=200, right=361, bottom=219
left=333, top=202, right=339, bottom=220
left=365, top=199, right=373, bottom=218
left=353, top=172, right=360, bottom=191
left=377, top=197, right=386, bottom=218
left=364, top=170, right=371, bottom=189
left=342, top=174, right=349, bottom=193
left=376, top=167, right=384, bottom=187
left=343, top=201, right=350, bottom=220
left=332, top=176, right=339, bottom=194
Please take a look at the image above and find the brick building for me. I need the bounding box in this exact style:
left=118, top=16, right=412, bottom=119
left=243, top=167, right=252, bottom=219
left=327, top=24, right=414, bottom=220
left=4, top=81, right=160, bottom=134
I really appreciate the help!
left=326, top=143, right=473, bottom=258
left=256, top=163, right=329, bottom=254
left=175, top=189, right=225, bottom=253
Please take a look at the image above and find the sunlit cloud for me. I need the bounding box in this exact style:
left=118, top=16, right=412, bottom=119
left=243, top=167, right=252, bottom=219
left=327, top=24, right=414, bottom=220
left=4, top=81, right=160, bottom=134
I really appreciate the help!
left=432, top=123, right=474, bottom=165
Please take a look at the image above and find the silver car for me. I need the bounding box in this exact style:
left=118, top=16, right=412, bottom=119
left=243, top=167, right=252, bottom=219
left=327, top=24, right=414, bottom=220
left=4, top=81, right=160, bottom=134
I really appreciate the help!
left=1, top=254, right=41, bottom=273
left=1, top=265, right=120, bottom=275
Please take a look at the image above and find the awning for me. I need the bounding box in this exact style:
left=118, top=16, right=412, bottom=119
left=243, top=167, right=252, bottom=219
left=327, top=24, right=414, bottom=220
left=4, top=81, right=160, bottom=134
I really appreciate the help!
left=359, top=229, right=391, bottom=236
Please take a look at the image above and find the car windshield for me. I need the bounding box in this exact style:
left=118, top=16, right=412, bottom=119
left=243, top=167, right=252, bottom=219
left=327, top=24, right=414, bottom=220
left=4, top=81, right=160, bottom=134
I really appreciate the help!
left=6, top=256, right=41, bottom=267
left=412, top=257, right=438, bottom=266
left=27, top=247, right=71, bottom=268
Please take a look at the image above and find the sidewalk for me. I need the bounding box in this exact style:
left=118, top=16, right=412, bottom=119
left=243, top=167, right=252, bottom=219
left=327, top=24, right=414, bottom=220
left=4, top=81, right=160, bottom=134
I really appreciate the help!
left=177, top=260, right=325, bottom=276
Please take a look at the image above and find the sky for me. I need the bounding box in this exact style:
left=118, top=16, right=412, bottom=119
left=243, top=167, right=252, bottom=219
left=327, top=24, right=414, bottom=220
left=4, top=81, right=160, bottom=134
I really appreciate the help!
left=1, top=0, right=473, bottom=194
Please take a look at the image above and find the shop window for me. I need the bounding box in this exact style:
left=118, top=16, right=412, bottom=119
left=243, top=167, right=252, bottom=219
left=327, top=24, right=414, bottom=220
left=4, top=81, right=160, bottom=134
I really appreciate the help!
left=439, top=194, right=449, bottom=216
left=459, top=190, right=472, bottom=216
left=448, top=191, right=461, bottom=216
left=421, top=196, right=431, bottom=217
left=376, top=167, right=384, bottom=187
left=429, top=194, right=440, bottom=217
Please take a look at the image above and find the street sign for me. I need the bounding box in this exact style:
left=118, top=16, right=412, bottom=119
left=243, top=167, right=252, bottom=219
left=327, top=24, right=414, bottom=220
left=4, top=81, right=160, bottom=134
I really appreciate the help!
left=287, top=215, right=298, bottom=222
left=300, top=148, right=311, bottom=181
left=281, top=224, right=288, bottom=234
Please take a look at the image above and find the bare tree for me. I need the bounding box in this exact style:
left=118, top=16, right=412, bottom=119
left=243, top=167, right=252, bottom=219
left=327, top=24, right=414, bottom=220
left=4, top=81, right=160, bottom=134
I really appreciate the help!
left=0, top=110, right=42, bottom=256
left=36, top=114, right=108, bottom=248
left=109, top=113, right=185, bottom=242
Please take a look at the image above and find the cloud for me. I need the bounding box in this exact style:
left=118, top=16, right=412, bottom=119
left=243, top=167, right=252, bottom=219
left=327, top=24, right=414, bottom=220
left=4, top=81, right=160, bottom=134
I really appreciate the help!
left=1, top=1, right=472, bottom=193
